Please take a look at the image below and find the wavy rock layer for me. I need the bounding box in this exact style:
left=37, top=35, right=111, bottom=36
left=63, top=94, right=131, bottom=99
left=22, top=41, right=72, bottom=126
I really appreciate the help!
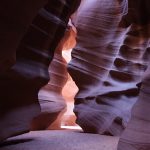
left=0, top=0, right=81, bottom=141
left=31, top=17, right=78, bottom=130
left=117, top=0, right=150, bottom=149
left=31, top=52, right=68, bottom=130
left=68, top=0, right=150, bottom=136
left=118, top=34, right=150, bottom=149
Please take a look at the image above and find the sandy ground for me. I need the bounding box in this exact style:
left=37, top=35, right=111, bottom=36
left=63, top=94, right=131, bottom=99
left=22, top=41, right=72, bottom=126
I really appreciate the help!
left=0, top=130, right=119, bottom=150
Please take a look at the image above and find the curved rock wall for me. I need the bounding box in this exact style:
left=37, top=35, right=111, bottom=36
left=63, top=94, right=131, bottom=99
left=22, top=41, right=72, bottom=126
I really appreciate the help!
left=0, top=0, right=81, bottom=141
left=117, top=0, right=150, bottom=148
left=68, top=0, right=150, bottom=136
left=31, top=19, right=78, bottom=130
left=31, top=36, right=70, bottom=130
left=118, top=41, right=150, bottom=150
left=0, top=0, right=49, bottom=72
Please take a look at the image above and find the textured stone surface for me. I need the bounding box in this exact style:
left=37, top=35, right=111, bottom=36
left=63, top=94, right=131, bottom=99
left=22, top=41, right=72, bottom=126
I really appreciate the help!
left=117, top=61, right=150, bottom=150
left=31, top=25, right=77, bottom=130
left=117, top=0, right=150, bottom=149
left=0, top=130, right=119, bottom=150
left=68, top=0, right=150, bottom=136
left=0, top=0, right=81, bottom=141
left=31, top=20, right=79, bottom=130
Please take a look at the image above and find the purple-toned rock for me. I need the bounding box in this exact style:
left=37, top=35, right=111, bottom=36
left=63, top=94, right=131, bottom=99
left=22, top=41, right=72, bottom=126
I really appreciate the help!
left=68, top=0, right=150, bottom=136
left=117, top=0, right=150, bottom=148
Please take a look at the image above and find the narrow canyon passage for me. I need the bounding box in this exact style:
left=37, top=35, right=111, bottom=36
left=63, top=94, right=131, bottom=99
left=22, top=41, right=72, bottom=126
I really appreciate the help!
left=0, top=0, right=150, bottom=150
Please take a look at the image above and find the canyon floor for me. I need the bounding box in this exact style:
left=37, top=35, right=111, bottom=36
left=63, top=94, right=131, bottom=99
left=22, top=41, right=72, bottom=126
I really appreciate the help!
left=0, top=130, right=119, bottom=150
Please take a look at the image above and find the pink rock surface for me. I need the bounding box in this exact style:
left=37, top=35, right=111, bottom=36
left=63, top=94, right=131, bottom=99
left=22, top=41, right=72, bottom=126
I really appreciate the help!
left=0, top=0, right=81, bottom=141
left=31, top=19, right=78, bottom=130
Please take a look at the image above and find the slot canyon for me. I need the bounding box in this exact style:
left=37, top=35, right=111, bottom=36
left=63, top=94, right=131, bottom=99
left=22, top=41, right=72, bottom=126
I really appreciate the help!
left=0, top=0, right=150, bottom=150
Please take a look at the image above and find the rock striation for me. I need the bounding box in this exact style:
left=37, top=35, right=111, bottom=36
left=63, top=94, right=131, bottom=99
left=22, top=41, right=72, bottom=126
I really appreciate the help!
left=31, top=24, right=77, bottom=130
left=68, top=0, right=150, bottom=136
left=117, top=0, right=150, bottom=148
left=0, top=0, right=81, bottom=141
